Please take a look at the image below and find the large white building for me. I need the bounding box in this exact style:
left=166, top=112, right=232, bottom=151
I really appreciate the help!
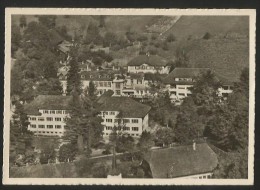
left=98, top=95, right=151, bottom=137
left=24, top=95, right=71, bottom=137
left=127, top=54, right=171, bottom=74
left=163, top=68, right=233, bottom=102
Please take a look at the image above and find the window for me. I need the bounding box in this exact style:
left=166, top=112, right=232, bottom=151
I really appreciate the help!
left=55, top=117, right=62, bottom=121
left=38, top=125, right=45, bottom=129
left=30, top=117, right=36, bottom=121
left=107, top=82, right=111, bottom=87
left=104, top=82, right=107, bottom=87
left=56, top=110, right=62, bottom=114
left=132, top=119, right=138, bottom=123
left=115, top=83, right=121, bottom=88
left=103, top=112, right=108, bottom=116
left=178, top=93, right=185, bottom=96
left=99, top=82, right=103, bottom=87
left=31, top=124, right=36, bottom=128
left=38, top=117, right=44, bottom=121
left=110, top=112, right=115, bottom=115
left=55, top=125, right=62, bottom=129
left=47, top=125, right=53, bottom=129
left=116, top=90, right=121, bottom=95
left=123, top=127, right=130, bottom=131
left=123, top=119, right=130, bottom=123
left=43, top=110, right=49, bottom=114
left=46, top=117, right=53, bottom=121
left=106, top=126, right=113, bottom=130
left=132, top=127, right=139, bottom=131
left=178, top=86, right=185, bottom=89
left=106, top=119, right=113, bottom=123
left=203, top=176, right=206, bottom=179
left=136, top=134, right=139, bottom=136
left=50, top=110, right=55, bottom=114
left=114, top=119, right=119, bottom=123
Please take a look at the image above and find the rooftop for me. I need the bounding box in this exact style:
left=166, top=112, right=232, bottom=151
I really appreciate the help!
left=98, top=97, right=151, bottom=118
left=128, top=55, right=169, bottom=67
left=24, top=95, right=72, bottom=115
left=145, top=143, right=218, bottom=178
left=163, top=68, right=210, bottom=84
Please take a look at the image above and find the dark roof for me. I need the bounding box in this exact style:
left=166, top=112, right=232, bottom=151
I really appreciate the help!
left=163, top=68, right=210, bottom=84
left=144, top=143, right=218, bottom=178
left=127, top=73, right=144, bottom=80
left=97, top=90, right=114, bottom=104
left=24, top=95, right=71, bottom=115
left=128, top=55, right=169, bottom=67
left=98, top=97, right=151, bottom=118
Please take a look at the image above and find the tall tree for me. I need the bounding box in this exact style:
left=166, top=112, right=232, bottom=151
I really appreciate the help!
left=11, top=24, right=22, bottom=57
left=66, top=46, right=82, bottom=95
left=64, top=81, right=103, bottom=156
left=10, top=101, right=33, bottom=164
left=175, top=97, right=204, bottom=144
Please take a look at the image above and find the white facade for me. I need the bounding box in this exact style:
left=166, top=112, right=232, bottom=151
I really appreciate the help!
left=100, top=111, right=149, bottom=137
left=128, top=64, right=170, bottom=74
left=27, top=109, right=69, bottom=137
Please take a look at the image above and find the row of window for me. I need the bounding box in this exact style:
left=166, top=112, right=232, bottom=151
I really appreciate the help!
left=105, top=133, right=139, bottom=136
left=105, top=126, right=139, bottom=131
left=33, top=131, right=63, bottom=134
left=30, top=124, right=63, bottom=129
left=104, top=118, right=139, bottom=124
left=30, top=117, right=67, bottom=122
left=94, top=81, right=112, bottom=88
left=42, top=110, right=69, bottom=114
left=198, top=174, right=212, bottom=179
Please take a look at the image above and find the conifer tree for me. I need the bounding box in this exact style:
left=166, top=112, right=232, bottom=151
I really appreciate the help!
left=66, top=46, right=82, bottom=95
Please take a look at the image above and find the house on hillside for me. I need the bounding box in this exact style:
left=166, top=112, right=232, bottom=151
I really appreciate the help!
left=127, top=53, right=171, bottom=74
left=145, top=142, right=218, bottom=178
left=163, top=68, right=233, bottom=102
left=24, top=95, right=71, bottom=137
left=98, top=96, right=151, bottom=137
left=90, top=46, right=110, bottom=54
left=122, top=73, right=151, bottom=98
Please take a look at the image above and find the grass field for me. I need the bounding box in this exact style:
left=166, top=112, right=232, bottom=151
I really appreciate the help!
left=163, top=16, right=249, bottom=40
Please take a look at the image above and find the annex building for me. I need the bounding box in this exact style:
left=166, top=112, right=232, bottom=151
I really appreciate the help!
left=127, top=54, right=171, bottom=74
left=163, top=68, right=233, bottom=102
left=145, top=142, right=218, bottom=179
left=98, top=93, right=151, bottom=137
left=24, top=95, right=71, bottom=137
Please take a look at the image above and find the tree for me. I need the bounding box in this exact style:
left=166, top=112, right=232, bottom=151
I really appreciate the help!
left=137, top=131, right=154, bottom=152
left=115, top=135, right=135, bottom=153
left=11, top=24, right=22, bottom=57
left=204, top=68, right=249, bottom=152
left=10, top=102, right=33, bottom=158
left=37, top=78, right=63, bottom=95
left=175, top=97, right=204, bottom=144
left=66, top=46, right=82, bottom=95
left=103, top=32, right=117, bottom=47
left=59, top=143, right=77, bottom=162
left=64, top=80, right=103, bottom=156
left=19, top=15, right=27, bottom=28
left=154, top=127, right=175, bottom=147
left=40, top=143, right=56, bottom=164
left=191, top=70, right=222, bottom=109
left=38, top=15, right=57, bottom=29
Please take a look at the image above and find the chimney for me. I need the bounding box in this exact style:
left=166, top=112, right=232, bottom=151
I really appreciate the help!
left=193, top=140, right=196, bottom=151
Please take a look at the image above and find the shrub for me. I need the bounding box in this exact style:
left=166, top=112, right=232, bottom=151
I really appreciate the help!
left=166, top=33, right=176, bottom=42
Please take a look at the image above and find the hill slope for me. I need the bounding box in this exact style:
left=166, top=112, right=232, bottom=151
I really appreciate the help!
left=164, top=16, right=249, bottom=40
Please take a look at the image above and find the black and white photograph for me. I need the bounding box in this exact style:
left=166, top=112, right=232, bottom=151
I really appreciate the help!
left=3, top=8, right=255, bottom=185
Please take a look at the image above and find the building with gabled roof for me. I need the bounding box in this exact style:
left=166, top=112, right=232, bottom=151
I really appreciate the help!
left=144, top=142, right=218, bottom=178
left=24, top=95, right=71, bottom=137
left=98, top=95, right=151, bottom=137
left=163, top=68, right=233, bottom=102
left=127, top=54, right=171, bottom=74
